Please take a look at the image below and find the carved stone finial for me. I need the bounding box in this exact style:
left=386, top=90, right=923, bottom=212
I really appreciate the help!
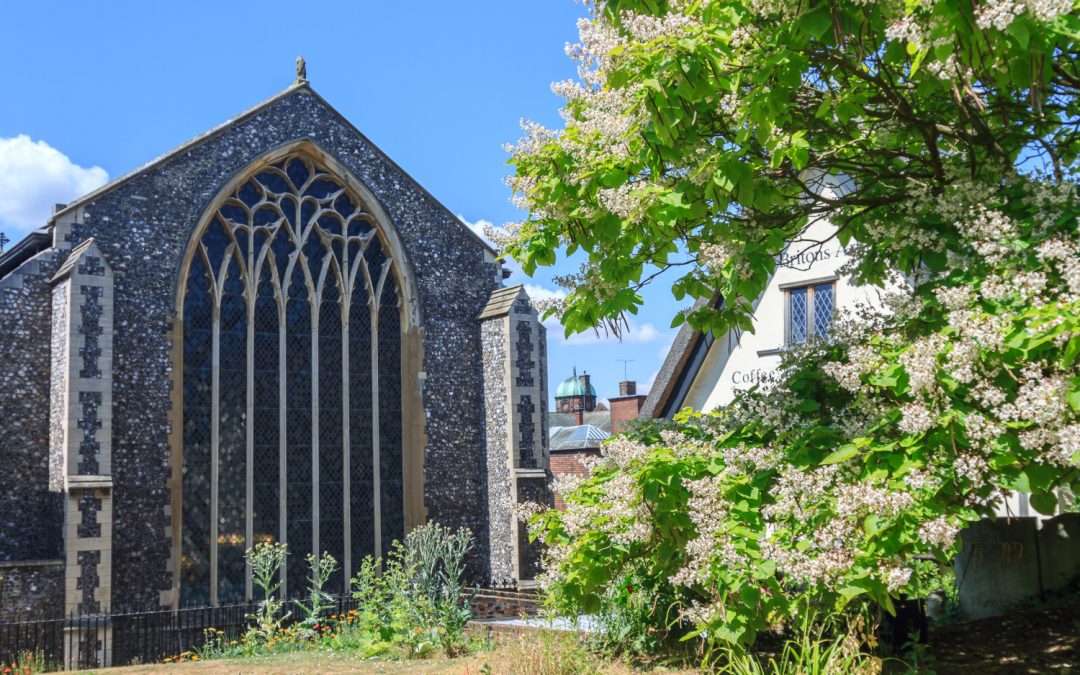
left=295, top=56, right=307, bottom=84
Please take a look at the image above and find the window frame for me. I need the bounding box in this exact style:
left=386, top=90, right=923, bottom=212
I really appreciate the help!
left=780, top=275, right=838, bottom=346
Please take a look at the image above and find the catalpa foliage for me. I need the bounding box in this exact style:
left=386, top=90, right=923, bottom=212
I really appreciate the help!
left=506, top=0, right=1080, bottom=658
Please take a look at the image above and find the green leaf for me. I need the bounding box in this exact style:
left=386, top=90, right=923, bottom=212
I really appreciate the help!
left=1063, top=336, right=1080, bottom=368
left=836, top=100, right=860, bottom=123
left=909, top=47, right=930, bottom=77
left=821, top=444, right=859, bottom=465
left=1007, top=20, right=1030, bottom=48
left=1070, top=378, right=1080, bottom=412
left=598, top=168, right=628, bottom=188
left=836, top=584, right=867, bottom=609
left=798, top=8, right=832, bottom=39
left=1030, top=491, right=1058, bottom=516
left=658, top=191, right=687, bottom=208
left=1024, top=463, right=1057, bottom=492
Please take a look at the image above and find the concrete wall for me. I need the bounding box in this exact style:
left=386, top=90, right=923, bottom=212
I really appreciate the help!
left=955, top=514, right=1080, bottom=620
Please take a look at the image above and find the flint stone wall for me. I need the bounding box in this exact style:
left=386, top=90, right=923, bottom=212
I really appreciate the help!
left=0, top=560, right=64, bottom=620
left=48, top=87, right=498, bottom=607
left=0, top=251, right=63, bottom=562
left=480, top=318, right=513, bottom=585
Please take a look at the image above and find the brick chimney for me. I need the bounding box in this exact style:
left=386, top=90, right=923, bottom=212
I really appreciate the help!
left=579, top=372, right=591, bottom=394
left=609, top=380, right=647, bottom=435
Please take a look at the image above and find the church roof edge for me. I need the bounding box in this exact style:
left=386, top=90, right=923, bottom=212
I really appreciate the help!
left=48, top=81, right=496, bottom=256
left=50, top=82, right=311, bottom=223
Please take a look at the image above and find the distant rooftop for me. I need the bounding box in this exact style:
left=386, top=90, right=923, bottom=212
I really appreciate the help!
left=555, top=373, right=597, bottom=398
left=548, top=411, right=611, bottom=434
left=549, top=424, right=610, bottom=452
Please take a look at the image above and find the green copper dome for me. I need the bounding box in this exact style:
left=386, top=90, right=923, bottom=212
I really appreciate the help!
left=555, top=373, right=597, bottom=398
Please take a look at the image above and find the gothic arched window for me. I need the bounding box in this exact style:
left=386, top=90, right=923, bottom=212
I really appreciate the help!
left=180, top=154, right=405, bottom=604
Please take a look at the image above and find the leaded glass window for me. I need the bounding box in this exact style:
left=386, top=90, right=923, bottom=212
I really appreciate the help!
left=788, top=287, right=808, bottom=344
left=786, top=282, right=835, bottom=345
left=812, top=283, right=834, bottom=338
left=180, top=155, right=405, bottom=604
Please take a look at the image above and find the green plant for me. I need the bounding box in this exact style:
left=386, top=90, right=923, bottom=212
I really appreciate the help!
left=244, top=541, right=290, bottom=643
left=349, top=523, right=477, bottom=657
left=296, top=551, right=339, bottom=631
left=712, top=612, right=884, bottom=674
left=506, top=0, right=1080, bottom=653
left=350, top=554, right=389, bottom=638
left=1, top=649, right=47, bottom=674
left=406, top=522, right=476, bottom=656
left=587, top=572, right=669, bottom=656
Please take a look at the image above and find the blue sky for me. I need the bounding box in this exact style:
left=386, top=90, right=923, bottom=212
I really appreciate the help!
left=0, top=0, right=678, bottom=402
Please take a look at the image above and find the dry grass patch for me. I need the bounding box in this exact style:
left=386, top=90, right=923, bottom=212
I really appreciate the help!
left=75, top=630, right=693, bottom=675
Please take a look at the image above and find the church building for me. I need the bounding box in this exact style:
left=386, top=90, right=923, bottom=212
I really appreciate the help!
left=0, top=72, right=549, bottom=624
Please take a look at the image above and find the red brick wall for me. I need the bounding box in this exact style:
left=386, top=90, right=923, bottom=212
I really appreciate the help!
left=550, top=449, right=602, bottom=510
left=609, top=395, right=646, bottom=435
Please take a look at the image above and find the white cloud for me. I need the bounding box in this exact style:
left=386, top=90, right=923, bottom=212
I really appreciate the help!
left=523, top=283, right=566, bottom=302
left=549, top=316, right=670, bottom=346
left=458, top=215, right=497, bottom=246
left=0, top=135, right=108, bottom=240
left=457, top=214, right=526, bottom=282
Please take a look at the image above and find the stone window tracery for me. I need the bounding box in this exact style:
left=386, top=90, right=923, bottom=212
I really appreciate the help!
left=180, top=155, right=404, bottom=604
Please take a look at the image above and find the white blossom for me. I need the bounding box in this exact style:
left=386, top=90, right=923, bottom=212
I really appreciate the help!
left=976, top=0, right=1024, bottom=30
left=918, top=516, right=961, bottom=549
left=1051, top=424, right=1080, bottom=466
left=899, top=400, right=935, bottom=435
left=882, top=564, right=913, bottom=592
left=900, top=335, right=945, bottom=394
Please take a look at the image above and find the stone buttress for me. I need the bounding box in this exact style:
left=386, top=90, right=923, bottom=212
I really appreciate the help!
left=49, top=238, right=114, bottom=666
left=478, top=285, right=550, bottom=585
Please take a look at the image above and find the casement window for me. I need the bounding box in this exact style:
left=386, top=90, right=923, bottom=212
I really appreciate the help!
left=782, top=278, right=836, bottom=345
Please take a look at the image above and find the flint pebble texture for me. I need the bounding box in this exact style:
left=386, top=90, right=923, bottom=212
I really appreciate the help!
left=481, top=318, right=514, bottom=585
left=0, top=561, right=65, bottom=621
left=0, top=252, right=63, bottom=564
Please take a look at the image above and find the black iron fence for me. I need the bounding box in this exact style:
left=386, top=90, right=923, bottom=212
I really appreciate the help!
left=0, top=595, right=361, bottom=671
left=0, top=586, right=541, bottom=670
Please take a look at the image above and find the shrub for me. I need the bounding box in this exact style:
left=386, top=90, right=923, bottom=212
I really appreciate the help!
left=173, top=524, right=478, bottom=664
left=474, top=630, right=606, bottom=675
left=350, top=522, right=476, bottom=657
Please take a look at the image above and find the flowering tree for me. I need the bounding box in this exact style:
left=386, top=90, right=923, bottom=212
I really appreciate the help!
left=503, top=0, right=1080, bottom=655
